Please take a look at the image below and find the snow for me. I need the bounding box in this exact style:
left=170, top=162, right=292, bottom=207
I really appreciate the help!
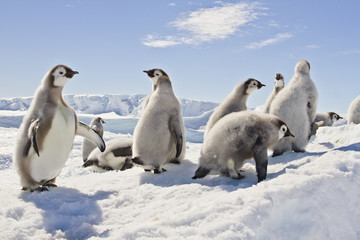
left=1, top=96, right=360, bottom=239
left=0, top=94, right=218, bottom=118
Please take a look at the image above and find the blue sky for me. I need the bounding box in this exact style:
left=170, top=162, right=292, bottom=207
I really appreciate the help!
left=1, top=0, right=359, bottom=114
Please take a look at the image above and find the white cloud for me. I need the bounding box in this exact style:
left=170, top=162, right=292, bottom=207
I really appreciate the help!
left=340, top=49, right=360, bottom=55
left=143, top=2, right=264, bottom=47
left=168, top=3, right=176, bottom=7
left=246, top=33, right=293, bottom=49
left=143, top=35, right=181, bottom=48
left=307, top=44, right=320, bottom=49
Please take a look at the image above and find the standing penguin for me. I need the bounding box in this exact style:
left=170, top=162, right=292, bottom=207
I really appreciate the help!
left=348, top=95, right=360, bottom=124
left=132, top=69, right=185, bottom=173
left=269, top=60, right=318, bottom=156
left=14, top=65, right=106, bottom=192
left=204, top=78, right=265, bottom=139
left=82, top=117, right=105, bottom=162
left=193, top=111, right=294, bottom=182
left=263, top=73, right=284, bottom=113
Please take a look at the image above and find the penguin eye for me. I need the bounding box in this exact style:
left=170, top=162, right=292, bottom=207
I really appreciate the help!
left=282, top=127, right=286, bottom=132
left=59, top=71, right=64, bottom=75
left=155, top=73, right=160, bottom=76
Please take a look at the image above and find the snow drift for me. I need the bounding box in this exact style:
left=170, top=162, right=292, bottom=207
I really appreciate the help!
left=0, top=96, right=360, bottom=239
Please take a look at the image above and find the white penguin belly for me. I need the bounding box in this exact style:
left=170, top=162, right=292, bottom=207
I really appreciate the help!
left=30, top=108, right=76, bottom=182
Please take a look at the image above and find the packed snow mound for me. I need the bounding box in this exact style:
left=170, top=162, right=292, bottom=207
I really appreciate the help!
left=0, top=94, right=218, bottom=117
left=1, top=111, right=360, bottom=239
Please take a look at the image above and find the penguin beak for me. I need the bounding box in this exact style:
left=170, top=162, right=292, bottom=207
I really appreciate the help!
left=143, top=70, right=154, bottom=78
left=65, top=70, right=79, bottom=78
left=285, top=129, right=295, bottom=138
left=258, top=83, right=266, bottom=89
left=338, top=116, right=343, bottom=120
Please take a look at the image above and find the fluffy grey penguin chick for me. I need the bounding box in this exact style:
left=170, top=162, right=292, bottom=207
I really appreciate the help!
left=83, top=138, right=133, bottom=172
left=132, top=70, right=185, bottom=173
left=263, top=73, right=284, bottom=113
left=348, top=95, right=360, bottom=124
left=311, top=112, right=343, bottom=135
left=193, top=111, right=294, bottom=182
left=82, top=117, right=105, bottom=162
left=269, top=60, right=318, bottom=157
left=14, top=65, right=106, bottom=192
left=204, top=78, right=265, bottom=139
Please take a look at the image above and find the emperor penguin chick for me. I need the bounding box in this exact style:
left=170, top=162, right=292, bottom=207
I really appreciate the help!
left=83, top=137, right=133, bottom=172
left=82, top=117, right=105, bottom=162
left=311, top=112, right=343, bottom=135
left=204, top=78, right=265, bottom=139
left=193, top=111, right=294, bottom=182
left=348, top=95, right=360, bottom=124
left=141, top=69, right=186, bottom=163
left=132, top=71, right=185, bottom=173
left=269, top=60, right=318, bottom=156
left=14, top=65, right=106, bottom=192
left=263, top=73, right=284, bottom=113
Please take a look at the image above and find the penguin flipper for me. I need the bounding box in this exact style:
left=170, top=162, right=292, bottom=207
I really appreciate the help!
left=169, top=115, right=183, bottom=158
left=28, top=119, right=41, bottom=156
left=76, top=122, right=106, bottom=152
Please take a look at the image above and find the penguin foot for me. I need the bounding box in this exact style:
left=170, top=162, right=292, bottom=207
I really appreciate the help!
left=231, top=172, right=245, bottom=180
left=101, top=166, right=114, bottom=171
left=293, top=148, right=305, bottom=153
left=192, top=167, right=210, bottom=179
left=43, top=183, right=57, bottom=188
left=153, top=168, right=167, bottom=174
left=132, top=157, right=143, bottom=166
left=83, top=159, right=99, bottom=168
left=272, top=150, right=284, bottom=157
left=169, top=159, right=181, bottom=164
left=120, top=159, right=134, bottom=171
left=32, top=186, right=49, bottom=192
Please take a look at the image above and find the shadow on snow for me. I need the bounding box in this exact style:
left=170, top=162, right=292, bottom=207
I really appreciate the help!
left=21, top=187, right=115, bottom=240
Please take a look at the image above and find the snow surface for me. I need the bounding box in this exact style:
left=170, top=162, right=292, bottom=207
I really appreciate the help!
left=1, top=97, right=360, bottom=239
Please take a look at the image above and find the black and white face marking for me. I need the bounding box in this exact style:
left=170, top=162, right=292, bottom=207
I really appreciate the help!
left=275, top=73, right=283, bottom=80
left=52, top=66, right=78, bottom=87
left=246, top=79, right=265, bottom=95
left=329, top=112, right=343, bottom=123
left=143, top=69, right=168, bottom=86
left=278, top=124, right=295, bottom=139
left=94, top=117, right=105, bottom=124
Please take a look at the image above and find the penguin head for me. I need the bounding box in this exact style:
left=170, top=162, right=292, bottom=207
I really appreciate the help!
left=50, top=65, right=79, bottom=87
left=274, top=74, right=284, bottom=88
left=143, top=69, right=169, bottom=88
left=245, top=78, right=265, bottom=95
left=93, top=117, right=105, bottom=125
left=278, top=123, right=295, bottom=140
left=329, top=112, right=343, bottom=123
left=295, top=60, right=310, bottom=74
